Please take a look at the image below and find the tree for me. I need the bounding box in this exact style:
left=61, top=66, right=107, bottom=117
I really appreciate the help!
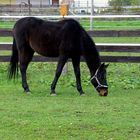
left=109, top=0, right=139, bottom=6
left=131, top=0, right=139, bottom=6
left=108, top=0, right=123, bottom=12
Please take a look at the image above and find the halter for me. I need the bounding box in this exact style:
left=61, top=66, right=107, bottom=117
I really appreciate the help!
left=90, top=67, right=108, bottom=90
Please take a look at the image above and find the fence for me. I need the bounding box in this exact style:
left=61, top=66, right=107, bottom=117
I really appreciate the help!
left=1, top=15, right=140, bottom=63
left=0, top=29, right=140, bottom=63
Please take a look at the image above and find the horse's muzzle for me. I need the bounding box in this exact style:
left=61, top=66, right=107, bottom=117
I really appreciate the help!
left=98, top=88, right=108, bottom=96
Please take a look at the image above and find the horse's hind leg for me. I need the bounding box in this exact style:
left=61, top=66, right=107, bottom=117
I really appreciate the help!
left=51, top=55, right=68, bottom=95
left=19, top=46, right=34, bottom=93
left=72, top=56, right=85, bottom=95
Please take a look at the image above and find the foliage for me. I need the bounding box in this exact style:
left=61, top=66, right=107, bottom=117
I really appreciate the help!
left=0, top=62, right=140, bottom=92
left=131, top=0, right=140, bottom=6
left=108, top=0, right=140, bottom=12
left=109, top=0, right=140, bottom=6
left=109, top=0, right=123, bottom=12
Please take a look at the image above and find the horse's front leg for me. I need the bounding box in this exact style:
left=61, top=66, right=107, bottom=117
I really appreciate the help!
left=51, top=56, right=68, bottom=96
left=72, top=56, right=85, bottom=95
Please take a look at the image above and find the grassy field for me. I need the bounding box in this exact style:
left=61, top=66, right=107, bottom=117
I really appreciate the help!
left=0, top=63, right=140, bottom=140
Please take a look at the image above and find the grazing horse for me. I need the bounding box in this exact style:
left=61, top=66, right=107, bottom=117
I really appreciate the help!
left=9, top=17, right=108, bottom=96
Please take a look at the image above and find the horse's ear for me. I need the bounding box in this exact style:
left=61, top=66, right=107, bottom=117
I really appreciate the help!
left=105, top=63, right=109, bottom=68
left=101, top=63, right=105, bottom=66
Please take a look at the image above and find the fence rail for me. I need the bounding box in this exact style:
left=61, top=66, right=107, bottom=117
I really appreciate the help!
left=1, top=15, right=140, bottom=19
left=0, top=29, right=140, bottom=63
left=1, top=29, right=140, bottom=37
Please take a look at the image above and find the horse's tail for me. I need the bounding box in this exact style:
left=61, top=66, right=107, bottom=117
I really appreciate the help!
left=8, top=37, right=19, bottom=79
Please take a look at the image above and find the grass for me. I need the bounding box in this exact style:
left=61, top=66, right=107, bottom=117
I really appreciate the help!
left=0, top=62, right=140, bottom=139
left=94, top=37, right=140, bottom=44
left=1, top=37, right=140, bottom=43
left=0, top=87, right=140, bottom=140
left=0, top=37, right=12, bottom=42
left=80, top=19, right=140, bottom=30
left=1, top=19, right=140, bottom=30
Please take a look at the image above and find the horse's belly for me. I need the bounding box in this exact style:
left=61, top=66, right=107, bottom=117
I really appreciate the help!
left=31, top=43, right=59, bottom=57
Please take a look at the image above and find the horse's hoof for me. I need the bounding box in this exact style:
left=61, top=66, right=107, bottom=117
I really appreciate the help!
left=24, top=91, right=31, bottom=95
left=24, top=89, right=31, bottom=95
left=80, top=93, right=85, bottom=96
left=26, top=91, right=31, bottom=95
left=50, top=93, right=57, bottom=96
left=50, top=91, right=57, bottom=96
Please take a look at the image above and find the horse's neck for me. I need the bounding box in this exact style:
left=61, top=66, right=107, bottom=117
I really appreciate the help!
left=81, top=29, right=101, bottom=77
left=84, top=50, right=101, bottom=77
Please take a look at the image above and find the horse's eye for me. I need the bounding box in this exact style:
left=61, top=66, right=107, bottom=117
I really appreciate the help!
left=99, top=73, right=105, bottom=80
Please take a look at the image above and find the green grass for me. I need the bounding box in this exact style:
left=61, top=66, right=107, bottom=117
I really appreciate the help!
left=80, top=19, right=140, bottom=30
left=0, top=37, right=12, bottom=42
left=0, top=87, right=140, bottom=140
left=1, top=19, right=140, bottom=30
left=0, top=21, right=15, bottom=29
left=1, top=37, right=140, bottom=43
left=0, top=63, right=140, bottom=139
left=94, top=37, right=140, bottom=43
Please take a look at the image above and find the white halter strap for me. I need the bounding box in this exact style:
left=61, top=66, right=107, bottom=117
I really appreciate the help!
left=90, top=67, right=108, bottom=89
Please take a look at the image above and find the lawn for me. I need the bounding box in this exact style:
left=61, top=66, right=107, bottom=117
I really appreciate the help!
left=0, top=63, right=140, bottom=139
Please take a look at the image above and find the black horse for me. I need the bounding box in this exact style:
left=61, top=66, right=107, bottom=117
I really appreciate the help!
left=9, top=17, right=108, bottom=96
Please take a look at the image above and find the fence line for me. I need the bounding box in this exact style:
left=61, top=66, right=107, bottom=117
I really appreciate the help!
left=0, top=15, right=140, bottom=63
left=1, top=42, right=140, bottom=53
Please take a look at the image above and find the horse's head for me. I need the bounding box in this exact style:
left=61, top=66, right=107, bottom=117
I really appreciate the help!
left=91, top=63, right=109, bottom=96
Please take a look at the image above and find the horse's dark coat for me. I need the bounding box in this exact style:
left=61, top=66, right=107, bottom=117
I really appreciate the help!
left=9, top=17, right=108, bottom=96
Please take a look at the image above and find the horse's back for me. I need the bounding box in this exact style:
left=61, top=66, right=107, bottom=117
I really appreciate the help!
left=12, top=17, right=89, bottom=57
left=13, top=17, right=43, bottom=35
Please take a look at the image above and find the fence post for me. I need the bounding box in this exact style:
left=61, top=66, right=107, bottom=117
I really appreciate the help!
left=28, top=0, right=31, bottom=16
left=90, top=0, right=94, bottom=30
left=62, top=63, right=68, bottom=75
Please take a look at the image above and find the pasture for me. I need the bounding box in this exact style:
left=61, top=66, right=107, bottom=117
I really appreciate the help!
left=0, top=18, right=140, bottom=139
left=0, top=63, right=140, bottom=139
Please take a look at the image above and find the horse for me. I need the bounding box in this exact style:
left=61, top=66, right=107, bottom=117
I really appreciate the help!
left=8, top=17, right=108, bottom=96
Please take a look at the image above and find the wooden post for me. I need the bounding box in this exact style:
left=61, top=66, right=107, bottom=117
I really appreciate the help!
left=28, top=0, right=31, bottom=16
left=62, top=63, right=68, bottom=75
left=90, top=0, right=94, bottom=30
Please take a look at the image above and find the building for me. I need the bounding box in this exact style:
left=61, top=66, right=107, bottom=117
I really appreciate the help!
left=16, top=0, right=59, bottom=5
left=73, top=0, right=109, bottom=8
left=0, top=0, right=16, bottom=4
left=0, top=0, right=108, bottom=6
left=0, top=0, right=59, bottom=6
left=70, top=0, right=109, bottom=14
